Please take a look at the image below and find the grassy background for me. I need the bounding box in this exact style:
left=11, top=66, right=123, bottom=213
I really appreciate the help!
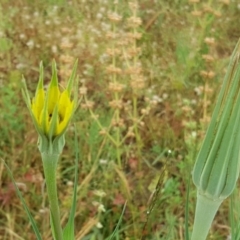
left=0, top=0, right=239, bottom=239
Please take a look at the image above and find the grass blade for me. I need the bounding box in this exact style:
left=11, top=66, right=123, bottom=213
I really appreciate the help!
left=1, top=158, right=42, bottom=240
left=63, top=125, right=79, bottom=240
left=185, top=176, right=190, bottom=240
left=105, top=201, right=127, bottom=240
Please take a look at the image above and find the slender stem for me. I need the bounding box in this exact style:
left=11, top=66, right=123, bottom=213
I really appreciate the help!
left=111, top=7, right=121, bottom=168
left=42, top=153, right=63, bottom=240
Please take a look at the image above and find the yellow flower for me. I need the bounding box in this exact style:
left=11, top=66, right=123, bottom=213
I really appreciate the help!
left=23, top=60, right=78, bottom=140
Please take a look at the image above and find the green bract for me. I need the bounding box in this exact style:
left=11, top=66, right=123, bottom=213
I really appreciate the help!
left=191, top=39, right=240, bottom=240
left=193, top=39, right=240, bottom=200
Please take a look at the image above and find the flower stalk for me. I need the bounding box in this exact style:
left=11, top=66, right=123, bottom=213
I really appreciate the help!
left=192, top=38, right=240, bottom=240
left=42, top=152, right=63, bottom=240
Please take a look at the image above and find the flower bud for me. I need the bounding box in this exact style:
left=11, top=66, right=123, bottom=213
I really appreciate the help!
left=22, top=60, right=78, bottom=154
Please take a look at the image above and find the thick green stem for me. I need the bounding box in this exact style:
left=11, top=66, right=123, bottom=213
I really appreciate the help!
left=42, top=153, right=63, bottom=240
left=191, top=192, right=222, bottom=240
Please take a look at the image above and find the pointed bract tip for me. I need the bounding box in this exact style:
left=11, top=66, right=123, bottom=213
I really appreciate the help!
left=50, top=60, right=58, bottom=87
left=67, top=59, right=78, bottom=94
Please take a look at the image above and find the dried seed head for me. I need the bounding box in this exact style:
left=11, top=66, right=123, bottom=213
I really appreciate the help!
left=205, top=86, right=213, bottom=94
left=60, top=39, right=73, bottom=49
left=106, top=31, right=117, bottom=40
left=108, top=82, right=125, bottom=92
left=108, top=12, right=122, bottom=23
left=125, top=66, right=142, bottom=75
left=99, top=129, right=107, bottom=135
left=130, top=75, right=145, bottom=89
left=106, top=48, right=121, bottom=57
left=219, top=0, right=230, bottom=5
left=194, top=86, right=203, bottom=96
left=127, top=32, right=142, bottom=40
left=117, top=38, right=130, bottom=47
left=200, top=70, right=208, bottom=78
left=207, top=71, right=216, bottom=79
left=203, top=5, right=214, bottom=14
left=202, top=54, right=215, bottom=62
left=106, top=65, right=122, bottom=75
left=191, top=11, right=202, bottom=17
left=112, top=118, right=124, bottom=127
left=204, top=37, right=215, bottom=46
left=126, top=130, right=135, bottom=138
left=109, top=100, right=123, bottom=109
left=129, top=2, right=139, bottom=11
left=127, top=16, right=142, bottom=28
left=188, top=0, right=200, bottom=3
left=141, top=108, right=150, bottom=115
left=200, top=70, right=216, bottom=79
left=81, top=100, right=94, bottom=109
left=59, top=55, right=74, bottom=64
left=127, top=47, right=141, bottom=57
left=150, top=99, right=158, bottom=105
left=79, top=86, right=87, bottom=95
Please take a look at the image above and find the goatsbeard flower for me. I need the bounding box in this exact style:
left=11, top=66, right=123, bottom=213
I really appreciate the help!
left=23, top=60, right=78, bottom=240
left=23, top=60, right=78, bottom=154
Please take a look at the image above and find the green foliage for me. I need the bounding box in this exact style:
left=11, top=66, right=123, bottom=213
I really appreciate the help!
left=0, top=75, right=24, bottom=150
left=63, top=127, right=79, bottom=240
left=0, top=0, right=239, bottom=239
left=2, top=159, right=42, bottom=240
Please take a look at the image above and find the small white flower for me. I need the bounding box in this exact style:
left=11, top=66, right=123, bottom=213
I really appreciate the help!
left=93, top=190, right=106, bottom=198
left=99, top=159, right=108, bottom=164
left=20, top=34, right=26, bottom=39
left=96, top=13, right=103, bottom=19
left=98, top=204, right=106, bottom=213
left=51, top=45, right=58, bottom=53
left=26, top=40, right=34, bottom=49
left=96, top=222, right=103, bottom=229
left=191, top=131, right=197, bottom=138
left=162, top=93, right=168, bottom=99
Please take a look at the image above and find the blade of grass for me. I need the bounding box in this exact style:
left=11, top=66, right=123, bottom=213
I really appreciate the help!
left=63, top=124, right=79, bottom=240
left=105, top=201, right=127, bottom=240
left=230, top=193, right=235, bottom=239
left=185, top=176, right=190, bottom=240
left=1, top=158, right=42, bottom=240
left=230, top=189, right=240, bottom=240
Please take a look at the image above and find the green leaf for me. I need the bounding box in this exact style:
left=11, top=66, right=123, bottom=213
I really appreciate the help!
left=1, top=158, right=42, bottom=240
left=105, top=201, right=127, bottom=240
left=63, top=125, right=79, bottom=240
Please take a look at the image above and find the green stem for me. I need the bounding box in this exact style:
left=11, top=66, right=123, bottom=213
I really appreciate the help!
left=111, top=12, right=121, bottom=168
left=42, top=153, right=63, bottom=240
left=191, top=192, right=222, bottom=240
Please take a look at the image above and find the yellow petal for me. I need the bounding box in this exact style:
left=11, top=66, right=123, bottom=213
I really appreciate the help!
left=56, top=101, right=74, bottom=135
left=58, top=90, right=71, bottom=120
